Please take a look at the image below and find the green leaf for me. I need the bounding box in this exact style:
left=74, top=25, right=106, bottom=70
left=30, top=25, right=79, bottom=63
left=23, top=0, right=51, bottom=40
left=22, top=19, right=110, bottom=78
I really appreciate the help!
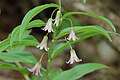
left=60, top=16, right=80, bottom=30
left=0, top=62, right=28, bottom=73
left=56, top=26, right=112, bottom=42
left=19, top=4, right=58, bottom=39
left=37, top=77, right=46, bottom=80
left=9, top=35, right=39, bottom=50
left=0, top=62, right=18, bottom=70
left=51, top=43, right=65, bottom=59
left=0, top=35, right=39, bottom=52
left=0, top=51, right=37, bottom=64
left=51, top=32, right=99, bottom=60
left=53, top=63, right=108, bottom=80
left=9, top=46, right=25, bottom=52
left=10, top=26, right=20, bottom=46
left=50, top=68, right=63, bottom=79
left=0, top=37, right=10, bottom=52
left=12, top=35, right=39, bottom=47
left=27, top=19, right=45, bottom=29
left=63, top=12, right=116, bottom=32
left=10, top=19, right=45, bottom=46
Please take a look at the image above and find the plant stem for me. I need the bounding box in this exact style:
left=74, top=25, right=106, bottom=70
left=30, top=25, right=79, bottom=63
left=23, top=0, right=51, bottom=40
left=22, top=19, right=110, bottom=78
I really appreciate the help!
left=46, top=30, right=57, bottom=80
left=46, top=1, right=62, bottom=79
left=46, top=59, right=52, bottom=80
left=46, top=40, right=56, bottom=80
left=16, top=62, right=31, bottom=80
left=23, top=74, right=31, bottom=80
left=59, top=0, right=62, bottom=11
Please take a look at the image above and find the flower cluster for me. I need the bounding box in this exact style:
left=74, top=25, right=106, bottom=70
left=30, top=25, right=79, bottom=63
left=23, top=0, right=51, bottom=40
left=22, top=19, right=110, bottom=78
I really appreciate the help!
left=29, top=10, right=82, bottom=76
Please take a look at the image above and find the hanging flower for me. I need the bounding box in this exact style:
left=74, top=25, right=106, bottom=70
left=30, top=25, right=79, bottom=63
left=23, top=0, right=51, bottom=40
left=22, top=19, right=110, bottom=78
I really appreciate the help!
left=66, top=49, right=82, bottom=64
left=36, top=36, right=49, bottom=51
left=54, top=11, right=61, bottom=27
left=28, top=63, right=42, bottom=76
left=67, top=27, right=78, bottom=41
left=42, top=18, right=53, bottom=33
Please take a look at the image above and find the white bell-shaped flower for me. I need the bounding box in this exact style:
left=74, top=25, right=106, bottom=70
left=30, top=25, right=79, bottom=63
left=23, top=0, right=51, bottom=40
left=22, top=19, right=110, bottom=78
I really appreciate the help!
left=67, top=27, right=78, bottom=41
left=42, top=18, right=53, bottom=33
left=28, top=63, right=42, bottom=76
left=36, top=36, right=49, bottom=51
left=66, top=49, right=82, bottom=64
left=54, top=11, right=61, bottom=27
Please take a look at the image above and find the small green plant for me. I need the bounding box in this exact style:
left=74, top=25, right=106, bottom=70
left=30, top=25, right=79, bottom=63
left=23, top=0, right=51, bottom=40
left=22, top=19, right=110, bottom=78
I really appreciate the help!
left=0, top=0, right=118, bottom=80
